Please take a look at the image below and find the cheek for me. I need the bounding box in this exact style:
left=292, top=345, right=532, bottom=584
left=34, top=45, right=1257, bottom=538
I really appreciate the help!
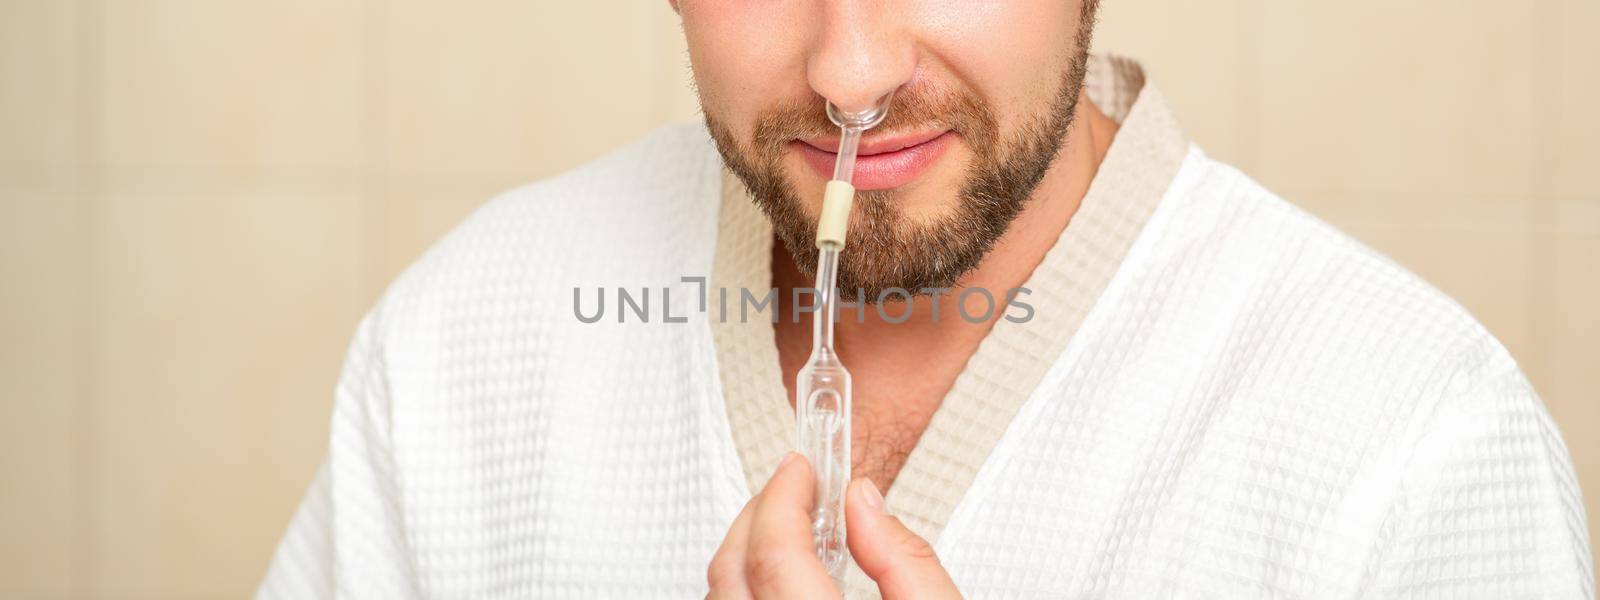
left=680, top=2, right=815, bottom=131
left=913, top=0, right=1081, bottom=127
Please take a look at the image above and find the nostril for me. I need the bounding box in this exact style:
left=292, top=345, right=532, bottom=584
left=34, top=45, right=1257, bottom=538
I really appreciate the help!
left=826, top=90, right=895, bottom=130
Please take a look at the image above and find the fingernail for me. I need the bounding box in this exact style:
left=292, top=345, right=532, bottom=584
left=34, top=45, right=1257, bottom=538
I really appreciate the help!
left=778, top=452, right=797, bottom=469
left=860, top=479, right=884, bottom=513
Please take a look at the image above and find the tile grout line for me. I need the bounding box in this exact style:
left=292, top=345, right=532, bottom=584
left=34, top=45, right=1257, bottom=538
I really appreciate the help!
left=651, top=6, right=698, bottom=125
left=1235, top=0, right=1264, bottom=172
left=1525, top=0, right=1561, bottom=391
left=72, top=0, right=103, bottom=595
left=362, top=0, right=388, bottom=310
left=649, top=6, right=672, bottom=125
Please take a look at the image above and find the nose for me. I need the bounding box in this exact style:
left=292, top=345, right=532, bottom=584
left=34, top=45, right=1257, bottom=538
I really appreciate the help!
left=806, top=1, right=917, bottom=115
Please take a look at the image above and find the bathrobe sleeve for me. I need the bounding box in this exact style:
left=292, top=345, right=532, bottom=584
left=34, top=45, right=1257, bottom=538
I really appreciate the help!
left=1371, top=364, right=1593, bottom=598
left=257, top=314, right=422, bottom=600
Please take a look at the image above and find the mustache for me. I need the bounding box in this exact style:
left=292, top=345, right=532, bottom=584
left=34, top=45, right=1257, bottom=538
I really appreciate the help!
left=750, top=84, right=999, bottom=157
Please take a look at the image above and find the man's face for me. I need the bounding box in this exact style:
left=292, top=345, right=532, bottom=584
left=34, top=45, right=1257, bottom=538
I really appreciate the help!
left=678, top=1, right=1098, bottom=299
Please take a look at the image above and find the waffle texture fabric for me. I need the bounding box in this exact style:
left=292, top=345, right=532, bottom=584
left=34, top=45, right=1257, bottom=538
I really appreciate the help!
left=259, top=81, right=1592, bottom=600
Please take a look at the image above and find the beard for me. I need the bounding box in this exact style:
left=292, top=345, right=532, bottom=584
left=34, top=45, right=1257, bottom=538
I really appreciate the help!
left=703, top=10, right=1097, bottom=302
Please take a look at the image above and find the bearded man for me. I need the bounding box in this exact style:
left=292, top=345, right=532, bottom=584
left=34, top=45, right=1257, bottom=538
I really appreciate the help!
left=260, top=2, right=1592, bottom=598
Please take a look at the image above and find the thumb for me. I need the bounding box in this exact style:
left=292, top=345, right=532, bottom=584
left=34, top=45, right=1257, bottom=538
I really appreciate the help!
left=844, top=478, right=961, bottom=599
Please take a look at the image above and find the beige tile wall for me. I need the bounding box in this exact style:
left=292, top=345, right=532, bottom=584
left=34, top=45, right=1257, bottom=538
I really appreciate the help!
left=1, top=1, right=1593, bottom=596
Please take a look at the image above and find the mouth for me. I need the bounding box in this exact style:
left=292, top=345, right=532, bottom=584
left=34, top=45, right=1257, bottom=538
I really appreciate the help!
left=793, top=129, right=953, bottom=191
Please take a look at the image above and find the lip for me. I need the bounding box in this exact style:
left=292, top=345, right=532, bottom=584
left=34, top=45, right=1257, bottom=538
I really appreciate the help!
left=794, top=130, right=953, bottom=191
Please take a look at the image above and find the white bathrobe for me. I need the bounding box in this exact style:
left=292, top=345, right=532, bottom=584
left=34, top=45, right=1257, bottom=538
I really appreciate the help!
left=258, top=56, right=1592, bottom=599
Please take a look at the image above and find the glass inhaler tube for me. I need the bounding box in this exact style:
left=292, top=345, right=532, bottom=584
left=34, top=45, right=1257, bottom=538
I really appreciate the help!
left=797, top=94, right=890, bottom=584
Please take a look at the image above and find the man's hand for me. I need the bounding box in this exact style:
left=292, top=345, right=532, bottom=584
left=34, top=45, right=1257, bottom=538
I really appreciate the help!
left=706, top=453, right=962, bottom=599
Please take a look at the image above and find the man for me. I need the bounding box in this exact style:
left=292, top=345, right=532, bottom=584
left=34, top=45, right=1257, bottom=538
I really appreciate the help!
left=260, top=1, right=1593, bottom=598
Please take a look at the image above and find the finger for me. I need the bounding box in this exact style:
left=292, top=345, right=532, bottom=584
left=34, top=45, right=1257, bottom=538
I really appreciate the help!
left=744, top=452, right=838, bottom=598
left=706, top=491, right=761, bottom=600
left=845, top=478, right=960, bottom=600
